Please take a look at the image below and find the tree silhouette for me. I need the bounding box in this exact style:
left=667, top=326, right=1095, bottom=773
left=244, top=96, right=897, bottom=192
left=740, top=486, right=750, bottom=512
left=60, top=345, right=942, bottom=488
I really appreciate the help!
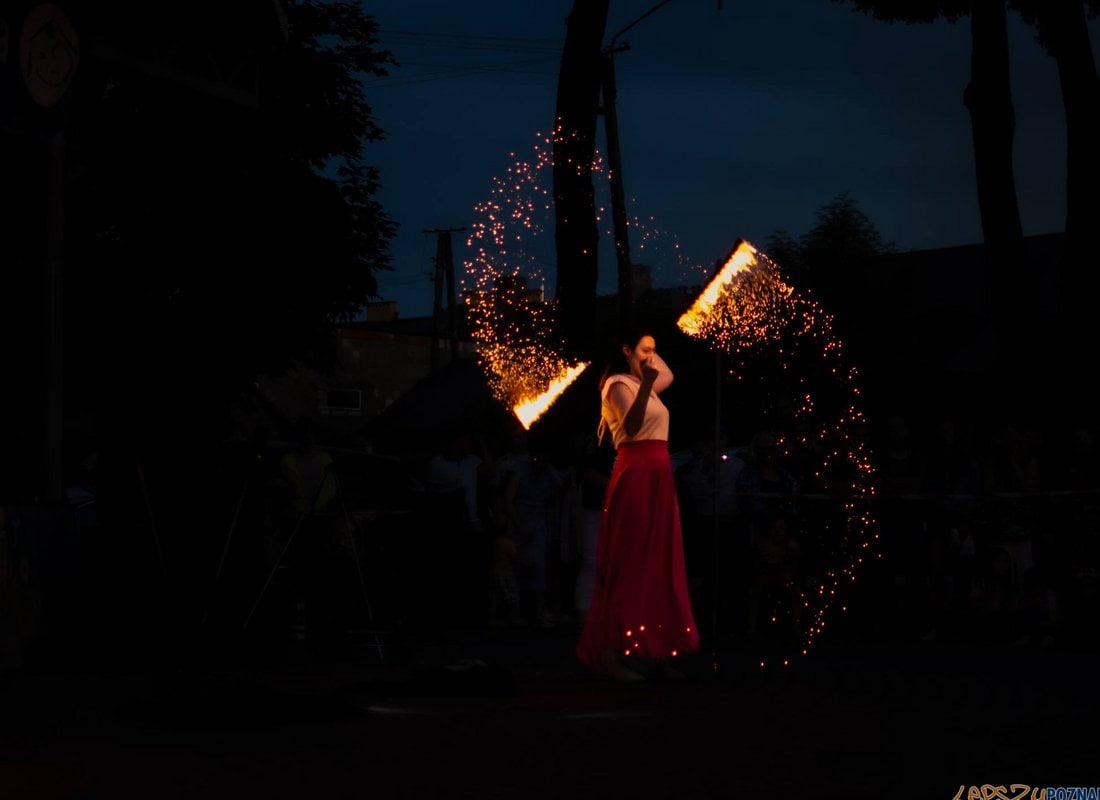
left=767, top=193, right=893, bottom=353
left=1011, top=0, right=1100, bottom=362
left=47, top=0, right=398, bottom=581
left=834, top=0, right=1031, bottom=370
left=0, top=0, right=399, bottom=627
left=553, top=0, right=611, bottom=360
left=64, top=0, right=396, bottom=441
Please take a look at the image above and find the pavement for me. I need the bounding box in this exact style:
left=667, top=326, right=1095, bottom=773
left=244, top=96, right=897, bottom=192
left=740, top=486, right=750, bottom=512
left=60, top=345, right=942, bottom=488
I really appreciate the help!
left=1, top=624, right=1098, bottom=799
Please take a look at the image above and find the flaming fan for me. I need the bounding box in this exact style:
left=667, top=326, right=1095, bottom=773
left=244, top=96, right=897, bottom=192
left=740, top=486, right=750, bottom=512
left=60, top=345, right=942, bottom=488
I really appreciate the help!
left=463, top=276, right=589, bottom=431
left=678, top=239, right=878, bottom=661
left=678, top=240, right=797, bottom=345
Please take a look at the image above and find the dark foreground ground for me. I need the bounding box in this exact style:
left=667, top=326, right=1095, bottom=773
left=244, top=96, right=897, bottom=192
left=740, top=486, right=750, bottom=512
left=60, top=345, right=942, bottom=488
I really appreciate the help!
left=2, top=626, right=1098, bottom=800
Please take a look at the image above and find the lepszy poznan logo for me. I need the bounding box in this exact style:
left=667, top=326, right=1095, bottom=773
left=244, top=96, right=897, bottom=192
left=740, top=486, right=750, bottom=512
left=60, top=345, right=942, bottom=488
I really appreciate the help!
left=953, top=788, right=1100, bottom=800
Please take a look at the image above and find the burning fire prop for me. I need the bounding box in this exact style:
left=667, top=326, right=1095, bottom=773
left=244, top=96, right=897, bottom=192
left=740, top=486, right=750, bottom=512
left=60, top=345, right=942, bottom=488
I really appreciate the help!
left=463, top=273, right=589, bottom=430
left=512, top=361, right=590, bottom=429
left=679, top=240, right=879, bottom=660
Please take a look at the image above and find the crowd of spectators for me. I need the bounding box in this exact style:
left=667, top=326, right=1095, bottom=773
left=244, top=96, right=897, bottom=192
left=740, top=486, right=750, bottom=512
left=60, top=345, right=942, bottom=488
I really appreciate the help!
left=672, top=411, right=1100, bottom=649
left=4, top=408, right=1097, bottom=671
left=264, top=410, right=1100, bottom=653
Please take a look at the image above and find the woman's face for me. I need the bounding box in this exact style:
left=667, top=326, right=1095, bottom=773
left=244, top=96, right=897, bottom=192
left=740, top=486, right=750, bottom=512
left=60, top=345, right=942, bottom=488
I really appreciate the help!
left=622, top=335, right=656, bottom=378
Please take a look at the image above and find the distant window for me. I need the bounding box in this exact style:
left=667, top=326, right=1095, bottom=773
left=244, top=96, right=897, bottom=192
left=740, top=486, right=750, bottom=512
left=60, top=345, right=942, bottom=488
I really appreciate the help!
left=319, top=388, right=362, bottom=416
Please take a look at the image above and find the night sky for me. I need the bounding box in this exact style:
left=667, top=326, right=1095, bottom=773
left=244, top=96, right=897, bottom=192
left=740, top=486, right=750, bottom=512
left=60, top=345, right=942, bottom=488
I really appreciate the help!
left=365, top=1, right=1100, bottom=318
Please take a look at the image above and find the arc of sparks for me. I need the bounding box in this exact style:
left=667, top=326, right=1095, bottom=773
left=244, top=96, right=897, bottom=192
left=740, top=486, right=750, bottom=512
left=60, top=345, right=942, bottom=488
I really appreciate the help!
left=677, top=239, right=759, bottom=337
left=673, top=235, right=878, bottom=660
left=466, top=127, right=700, bottom=433
left=512, top=361, right=590, bottom=430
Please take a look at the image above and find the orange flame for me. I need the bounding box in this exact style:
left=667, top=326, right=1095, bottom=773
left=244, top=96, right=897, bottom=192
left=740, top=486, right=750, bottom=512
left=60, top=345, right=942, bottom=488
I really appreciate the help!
left=512, top=361, right=589, bottom=429
left=676, top=239, right=759, bottom=337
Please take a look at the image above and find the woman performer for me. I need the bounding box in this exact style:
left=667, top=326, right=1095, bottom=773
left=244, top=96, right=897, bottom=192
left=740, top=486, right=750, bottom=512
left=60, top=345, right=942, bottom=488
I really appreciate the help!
left=577, top=328, right=700, bottom=680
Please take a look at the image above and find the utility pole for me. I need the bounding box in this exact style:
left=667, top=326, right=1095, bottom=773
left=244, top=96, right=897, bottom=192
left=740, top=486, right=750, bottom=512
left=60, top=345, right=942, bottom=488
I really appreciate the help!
left=600, top=0, right=674, bottom=329
left=423, top=227, right=466, bottom=370
left=600, top=44, right=633, bottom=328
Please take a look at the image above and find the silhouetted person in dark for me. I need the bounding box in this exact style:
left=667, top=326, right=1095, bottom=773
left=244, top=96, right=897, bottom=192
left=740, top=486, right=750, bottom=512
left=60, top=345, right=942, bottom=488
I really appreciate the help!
left=501, top=431, right=564, bottom=626
left=0, top=553, right=41, bottom=674
left=275, top=418, right=355, bottom=654
left=745, top=513, right=802, bottom=638
left=736, top=431, right=797, bottom=550
left=970, top=546, right=1018, bottom=642
left=767, top=391, right=819, bottom=489
left=1052, top=426, right=1099, bottom=492
left=916, top=415, right=981, bottom=641
left=979, top=425, right=1041, bottom=606
left=876, top=414, right=925, bottom=636
left=423, top=430, right=493, bottom=623
left=571, top=434, right=610, bottom=625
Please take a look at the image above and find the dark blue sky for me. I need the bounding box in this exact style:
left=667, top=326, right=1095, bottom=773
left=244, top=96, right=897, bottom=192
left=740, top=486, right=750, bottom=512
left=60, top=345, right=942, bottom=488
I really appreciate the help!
left=364, top=1, right=1098, bottom=318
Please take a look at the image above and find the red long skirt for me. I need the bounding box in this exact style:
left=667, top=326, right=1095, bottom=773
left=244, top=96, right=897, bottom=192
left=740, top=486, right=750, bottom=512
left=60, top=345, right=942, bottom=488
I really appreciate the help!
left=577, top=439, right=700, bottom=665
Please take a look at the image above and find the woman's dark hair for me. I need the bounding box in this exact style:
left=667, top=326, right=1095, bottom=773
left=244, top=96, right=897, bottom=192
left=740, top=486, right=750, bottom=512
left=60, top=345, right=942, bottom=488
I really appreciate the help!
left=598, top=325, right=652, bottom=391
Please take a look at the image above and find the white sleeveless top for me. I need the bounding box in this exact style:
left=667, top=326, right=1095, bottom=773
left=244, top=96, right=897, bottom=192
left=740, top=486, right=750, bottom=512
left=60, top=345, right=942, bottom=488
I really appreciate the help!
left=598, top=374, right=670, bottom=448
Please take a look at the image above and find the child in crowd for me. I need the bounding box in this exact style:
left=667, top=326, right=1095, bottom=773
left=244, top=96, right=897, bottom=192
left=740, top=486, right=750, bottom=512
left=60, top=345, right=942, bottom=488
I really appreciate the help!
left=486, top=495, right=522, bottom=627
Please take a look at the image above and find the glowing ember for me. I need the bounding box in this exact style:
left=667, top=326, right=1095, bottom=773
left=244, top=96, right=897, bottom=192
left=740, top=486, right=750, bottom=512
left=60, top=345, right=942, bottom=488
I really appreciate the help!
left=512, top=361, right=590, bottom=429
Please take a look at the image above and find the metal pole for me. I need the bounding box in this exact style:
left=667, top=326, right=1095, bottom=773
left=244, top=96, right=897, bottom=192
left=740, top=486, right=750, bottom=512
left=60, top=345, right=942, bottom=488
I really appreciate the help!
left=424, top=227, right=466, bottom=369
left=333, top=470, right=375, bottom=623
left=711, top=348, right=721, bottom=663
left=200, top=456, right=257, bottom=627
left=442, top=231, right=459, bottom=361
left=243, top=508, right=308, bottom=630
left=242, top=460, right=334, bottom=630
left=43, top=131, right=65, bottom=503
left=431, top=233, right=445, bottom=370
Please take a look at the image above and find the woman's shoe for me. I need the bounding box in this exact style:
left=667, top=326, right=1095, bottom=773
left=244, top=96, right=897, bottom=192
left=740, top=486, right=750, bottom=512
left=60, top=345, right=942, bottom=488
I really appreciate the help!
left=596, top=649, right=644, bottom=682
left=650, top=657, right=686, bottom=681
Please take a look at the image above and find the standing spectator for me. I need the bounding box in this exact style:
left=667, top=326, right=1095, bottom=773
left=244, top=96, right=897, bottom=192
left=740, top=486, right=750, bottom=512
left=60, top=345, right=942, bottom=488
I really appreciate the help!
left=423, top=431, right=487, bottom=533
left=274, top=418, right=355, bottom=653
left=686, top=434, right=746, bottom=636
left=917, top=416, right=981, bottom=641
left=745, top=514, right=802, bottom=637
left=423, top=430, right=492, bottom=622
left=486, top=491, right=522, bottom=627
left=572, top=437, right=611, bottom=624
left=1053, top=426, right=1099, bottom=492
left=970, top=546, right=1019, bottom=642
left=980, top=426, right=1041, bottom=595
left=767, top=391, right=820, bottom=489
left=502, top=439, right=564, bottom=627
left=876, top=414, right=925, bottom=636
left=736, top=431, right=798, bottom=549
left=1, top=554, right=42, bottom=674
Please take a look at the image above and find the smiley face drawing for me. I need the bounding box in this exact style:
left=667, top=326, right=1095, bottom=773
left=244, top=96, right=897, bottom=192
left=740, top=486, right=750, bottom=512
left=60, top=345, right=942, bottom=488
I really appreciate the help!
left=20, top=3, right=79, bottom=107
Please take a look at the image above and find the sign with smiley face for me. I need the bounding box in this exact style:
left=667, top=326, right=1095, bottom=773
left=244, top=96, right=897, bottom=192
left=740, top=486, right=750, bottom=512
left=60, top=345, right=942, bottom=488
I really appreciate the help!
left=19, top=3, right=78, bottom=108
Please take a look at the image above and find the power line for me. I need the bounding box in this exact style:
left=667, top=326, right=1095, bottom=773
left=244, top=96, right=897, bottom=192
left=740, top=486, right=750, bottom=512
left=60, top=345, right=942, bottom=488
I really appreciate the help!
left=365, top=69, right=557, bottom=89
left=609, top=0, right=676, bottom=47
left=382, top=34, right=561, bottom=56
left=380, top=28, right=562, bottom=46
left=363, top=56, right=558, bottom=88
